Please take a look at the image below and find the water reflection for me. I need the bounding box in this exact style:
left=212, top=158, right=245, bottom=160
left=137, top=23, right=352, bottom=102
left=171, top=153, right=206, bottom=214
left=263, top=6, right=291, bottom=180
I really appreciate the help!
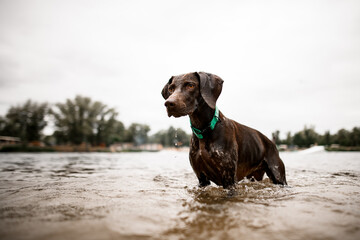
left=163, top=180, right=294, bottom=240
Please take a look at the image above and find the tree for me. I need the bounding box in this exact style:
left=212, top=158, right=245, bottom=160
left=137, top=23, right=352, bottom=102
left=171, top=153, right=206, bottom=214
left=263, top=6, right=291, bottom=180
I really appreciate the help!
left=303, top=126, right=318, bottom=147
left=51, top=95, right=121, bottom=145
left=293, top=126, right=318, bottom=148
left=175, top=127, right=191, bottom=147
left=293, top=131, right=305, bottom=147
left=149, top=129, right=169, bottom=146
left=106, top=120, right=125, bottom=144
left=285, top=131, right=292, bottom=146
left=125, top=123, right=151, bottom=146
left=91, top=105, right=119, bottom=146
left=0, top=100, right=48, bottom=142
left=319, top=130, right=332, bottom=146
left=149, top=126, right=191, bottom=147
left=0, top=116, right=7, bottom=134
left=271, top=130, right=281, bottom=145
left=51, top=96, right=92, bottom=144
left=272, top=126, right=360, bottom=148
left=335, top=128, right=351, bottom=146
left=350, top=127, right=360, bottom=146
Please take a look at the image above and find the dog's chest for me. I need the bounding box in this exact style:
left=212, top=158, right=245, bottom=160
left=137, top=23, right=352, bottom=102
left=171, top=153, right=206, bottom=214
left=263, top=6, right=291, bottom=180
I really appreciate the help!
left=190, top=140, right=235, bottom=178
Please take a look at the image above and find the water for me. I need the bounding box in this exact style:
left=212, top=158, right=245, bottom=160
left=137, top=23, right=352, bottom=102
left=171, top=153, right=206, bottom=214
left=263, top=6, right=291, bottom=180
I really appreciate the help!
left=0, top=151, right=359, bottom=240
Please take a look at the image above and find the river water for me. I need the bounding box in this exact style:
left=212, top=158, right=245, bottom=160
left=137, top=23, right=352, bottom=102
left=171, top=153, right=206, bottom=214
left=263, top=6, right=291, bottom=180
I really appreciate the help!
left=0, top=150, right=359, bottom=240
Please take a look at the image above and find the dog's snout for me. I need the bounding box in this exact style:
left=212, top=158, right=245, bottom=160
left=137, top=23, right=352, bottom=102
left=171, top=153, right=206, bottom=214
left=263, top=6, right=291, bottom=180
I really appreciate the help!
left=164, top=99, right=176, bottom=108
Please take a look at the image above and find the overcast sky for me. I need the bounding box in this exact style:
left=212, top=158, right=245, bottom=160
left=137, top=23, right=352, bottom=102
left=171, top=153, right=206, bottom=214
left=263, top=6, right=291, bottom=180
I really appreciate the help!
left=0, top=0, right=359, bottom=138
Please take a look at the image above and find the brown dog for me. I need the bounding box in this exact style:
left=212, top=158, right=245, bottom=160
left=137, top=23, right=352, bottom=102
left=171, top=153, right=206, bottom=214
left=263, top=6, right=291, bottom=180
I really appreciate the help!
left=162, top=72, right=287, bottom=188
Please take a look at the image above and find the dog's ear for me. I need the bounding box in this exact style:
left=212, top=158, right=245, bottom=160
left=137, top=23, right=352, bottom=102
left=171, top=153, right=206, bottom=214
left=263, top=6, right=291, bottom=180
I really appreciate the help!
left=161, top=76, right=174, bottom=99
left=195, top=72, right=224, bottom=109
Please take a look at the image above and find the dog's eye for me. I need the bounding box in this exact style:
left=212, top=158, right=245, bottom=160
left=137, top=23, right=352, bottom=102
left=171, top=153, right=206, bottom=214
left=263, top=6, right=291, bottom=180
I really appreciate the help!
left=187, top=83, right=195, bottom=89
left=168, top=86, right=175, bottom=93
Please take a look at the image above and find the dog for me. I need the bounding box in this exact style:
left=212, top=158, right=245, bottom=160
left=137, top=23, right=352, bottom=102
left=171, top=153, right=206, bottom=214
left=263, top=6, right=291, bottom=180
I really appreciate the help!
left=162, top=72, right=287, bottom=188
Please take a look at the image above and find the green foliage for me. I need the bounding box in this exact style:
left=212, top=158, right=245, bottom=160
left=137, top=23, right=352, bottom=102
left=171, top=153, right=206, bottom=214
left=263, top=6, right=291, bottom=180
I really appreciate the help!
left=107, top=120, right=125, bottom=144
left=0, top=100, right=48, bottom=142
left=125, top=123, right=151, bottom=146
left=0, top=116, right=6, bottom=132
left=271, top=130, right=281, bottom=145
left=334, top=128, right=351, bottom=146
left=319, top=130, right=333, bottom=146
left=149, top=126, right=191, bottom=147
left=274, top=126, right=360, bottom=148
left=285, top=132, right=292, bottom=146
left=350, top=127, right=360, bottom=146
left=332, top=127, right=360, bottom=147
left=51, top=95, right=121, bottom=146
left=326, top=146, right=360, bottom=151
left=3, top=97, right=358, bottom=150
left=292, top=126, right=318, bottom=148
left=0, top=96, right=194, bottom=149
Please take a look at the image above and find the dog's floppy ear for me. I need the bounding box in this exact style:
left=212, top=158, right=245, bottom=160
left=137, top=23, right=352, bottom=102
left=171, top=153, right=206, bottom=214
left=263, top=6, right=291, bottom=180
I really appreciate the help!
left=195, top=72, right=224, bottom=109
left=161, top=76, right=174, bottom=99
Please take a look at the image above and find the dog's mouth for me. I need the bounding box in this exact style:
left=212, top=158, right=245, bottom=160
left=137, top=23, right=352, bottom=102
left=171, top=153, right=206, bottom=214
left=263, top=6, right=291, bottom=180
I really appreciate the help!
left=166, top=108, right=188, bottom=118
left=166, top=105, right=196, bottom=118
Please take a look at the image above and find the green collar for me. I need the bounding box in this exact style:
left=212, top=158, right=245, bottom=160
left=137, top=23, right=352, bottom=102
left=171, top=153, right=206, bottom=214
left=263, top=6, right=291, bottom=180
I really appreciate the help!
left=190, top=106, right=220, bottom=139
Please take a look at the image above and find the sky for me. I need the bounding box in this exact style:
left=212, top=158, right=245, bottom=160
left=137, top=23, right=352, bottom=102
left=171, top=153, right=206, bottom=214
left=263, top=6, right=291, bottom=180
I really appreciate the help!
left=0, top=0, right=359, bottom=138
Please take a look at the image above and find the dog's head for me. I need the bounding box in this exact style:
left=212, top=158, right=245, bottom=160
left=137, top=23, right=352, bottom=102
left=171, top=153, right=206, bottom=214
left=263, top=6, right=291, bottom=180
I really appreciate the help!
left=162, top=72, right=224, bottom=118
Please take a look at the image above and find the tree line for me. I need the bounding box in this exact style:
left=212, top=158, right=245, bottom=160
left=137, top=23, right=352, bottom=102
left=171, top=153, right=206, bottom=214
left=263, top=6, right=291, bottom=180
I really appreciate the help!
left=0, top=96, right=191, bottom=147
left=1, top=96, right=359, bottom=149
left=272, top=125, right=360, bottom=148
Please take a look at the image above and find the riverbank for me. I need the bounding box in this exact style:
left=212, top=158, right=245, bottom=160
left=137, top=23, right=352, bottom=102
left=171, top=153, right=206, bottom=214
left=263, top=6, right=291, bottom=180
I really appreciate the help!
left=1, top=144, right=359, bottom=153
left=0, top=144, right=177, bottom=153
left=325, top=146, right=360, bottom=151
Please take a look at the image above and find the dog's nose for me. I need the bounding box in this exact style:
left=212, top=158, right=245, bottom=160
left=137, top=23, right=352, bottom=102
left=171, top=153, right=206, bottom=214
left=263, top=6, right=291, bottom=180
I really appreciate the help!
left=164, top=99, right=176, bottom=108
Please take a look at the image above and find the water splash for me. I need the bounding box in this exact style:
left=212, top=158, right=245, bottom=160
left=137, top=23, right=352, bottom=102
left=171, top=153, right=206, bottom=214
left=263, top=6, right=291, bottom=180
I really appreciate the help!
left=174, top=129, right=178, bottom=147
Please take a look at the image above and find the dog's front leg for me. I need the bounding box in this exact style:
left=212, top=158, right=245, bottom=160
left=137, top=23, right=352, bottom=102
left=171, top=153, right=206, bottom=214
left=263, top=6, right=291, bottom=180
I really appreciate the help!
left=197, top=172, right=210, bottom=187
left=221, top=165, right=236, bottom=189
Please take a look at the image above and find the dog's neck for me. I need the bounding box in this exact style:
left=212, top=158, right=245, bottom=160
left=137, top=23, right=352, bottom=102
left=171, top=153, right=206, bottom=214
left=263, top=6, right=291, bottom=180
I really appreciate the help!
left=189, top=98, right=215, bottom=130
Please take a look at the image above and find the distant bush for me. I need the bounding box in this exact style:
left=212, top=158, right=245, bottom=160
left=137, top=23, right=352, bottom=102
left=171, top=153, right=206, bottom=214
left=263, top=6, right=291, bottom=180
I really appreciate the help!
left=272, top=126, right=360, bottom=148
left=0, top=145, right=55, bottom=152
left=325, top=146, right=360, bottom=152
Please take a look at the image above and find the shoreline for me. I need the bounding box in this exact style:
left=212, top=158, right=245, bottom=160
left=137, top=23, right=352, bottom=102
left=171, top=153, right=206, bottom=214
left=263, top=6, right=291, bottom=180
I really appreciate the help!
left=1, top=145, right=360, bottom=153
